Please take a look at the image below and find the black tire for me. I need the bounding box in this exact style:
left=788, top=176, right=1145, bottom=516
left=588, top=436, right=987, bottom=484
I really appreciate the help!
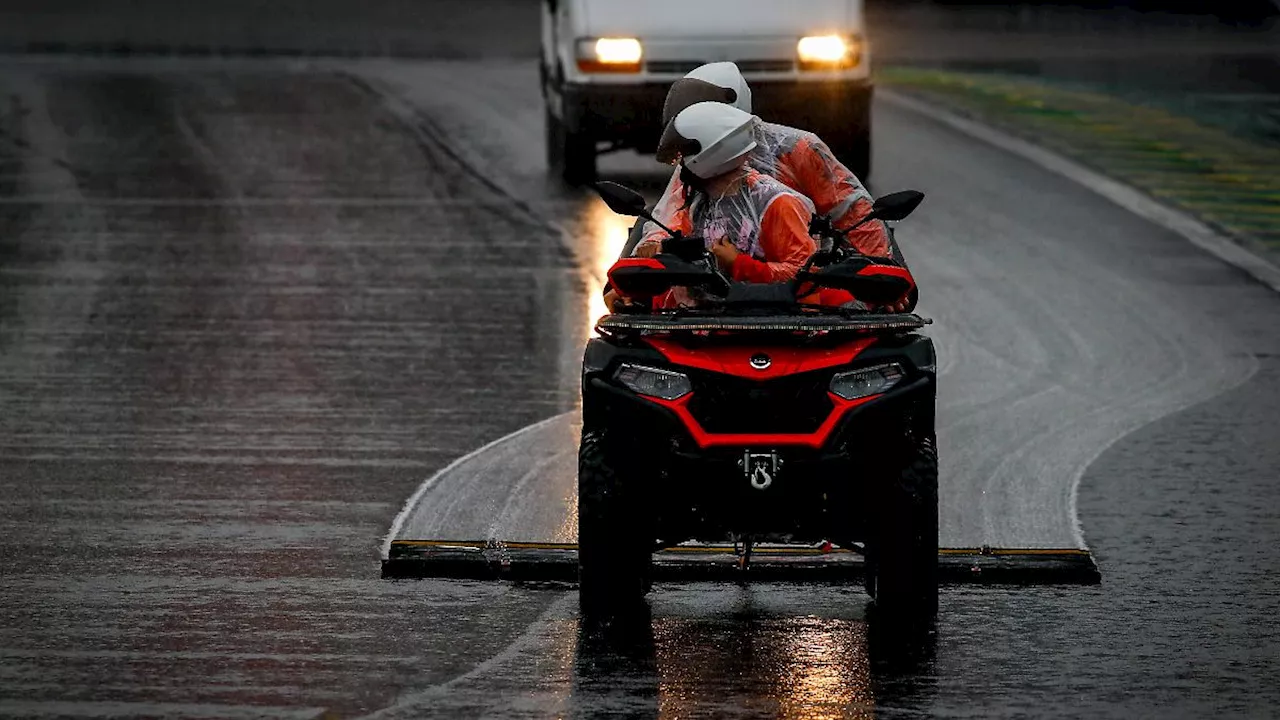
left=864, top=434, right=938, bottom=616
left=545, top=105, right=597, bottom=186
left=865, top=600, right=937, bottom=673
left=834, top=127, right=872, bottom=184
left=822, top=111, right=872, bottom=183
left=577, top=429, right=652, bottom=614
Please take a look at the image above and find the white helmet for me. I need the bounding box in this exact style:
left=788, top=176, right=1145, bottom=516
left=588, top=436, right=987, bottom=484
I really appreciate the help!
left=661, top=61, right=753, bottom=128
left=657, top=101, right=758, bottom=179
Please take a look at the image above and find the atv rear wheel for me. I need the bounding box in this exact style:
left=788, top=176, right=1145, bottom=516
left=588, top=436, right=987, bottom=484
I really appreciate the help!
left=577, top=429, right=652, bottom=614
left=865, top=434, right=938, bottom=615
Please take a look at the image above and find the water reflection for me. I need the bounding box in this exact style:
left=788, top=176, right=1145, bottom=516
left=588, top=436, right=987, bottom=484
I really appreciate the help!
left=571, top=586, right=937, bottom=719
left=583, top=199, right=635, bottom=342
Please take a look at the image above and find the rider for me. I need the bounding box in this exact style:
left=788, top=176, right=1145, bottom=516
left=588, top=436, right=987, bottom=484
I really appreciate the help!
left=633, top=62, right=915, bottom=309
left=641, top=101, right=816, bottom=307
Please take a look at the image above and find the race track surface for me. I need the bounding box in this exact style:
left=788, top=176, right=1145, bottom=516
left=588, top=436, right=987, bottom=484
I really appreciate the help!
left=0, top=55, right=1277, bottom=718
left=374, top=60, right=1251, bottom=551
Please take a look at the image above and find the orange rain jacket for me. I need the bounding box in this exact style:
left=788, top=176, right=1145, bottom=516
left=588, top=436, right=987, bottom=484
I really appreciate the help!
left=641, top=120, right=912, bottom=284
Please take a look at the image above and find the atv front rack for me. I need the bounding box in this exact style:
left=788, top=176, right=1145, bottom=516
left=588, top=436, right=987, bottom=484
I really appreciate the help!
left=383, top=541, right=1100, bottom=585
left=596, top=312, right=931, bottom=335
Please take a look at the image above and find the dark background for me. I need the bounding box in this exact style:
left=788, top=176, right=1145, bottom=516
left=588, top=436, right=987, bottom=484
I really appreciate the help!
left=0, top=0, right=1274, bottom=60
left=895, top=0, right=1279, bottom=21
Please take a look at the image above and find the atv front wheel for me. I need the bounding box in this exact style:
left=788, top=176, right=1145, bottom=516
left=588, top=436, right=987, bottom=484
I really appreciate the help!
left=865, top=434, right=938, bottom=615
left=577, top=429, right=652, bottom=614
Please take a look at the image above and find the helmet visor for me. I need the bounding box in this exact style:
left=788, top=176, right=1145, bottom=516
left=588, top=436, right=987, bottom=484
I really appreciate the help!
left=661, top=77, right=739, bottom=128
left=656, top=121, right=703, bottom=166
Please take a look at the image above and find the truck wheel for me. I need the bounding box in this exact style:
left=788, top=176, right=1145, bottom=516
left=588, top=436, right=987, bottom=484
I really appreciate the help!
left=839, top=128, right=870, bottom=184
left=864, top=434, right=938, bottom=616
left=832, top=127, right=871, bottom=184
left=545, top=106, right=597, bottom=186
left=578, top=429, right=652, bottom=614
left=848, top=129, right=871, bottom=184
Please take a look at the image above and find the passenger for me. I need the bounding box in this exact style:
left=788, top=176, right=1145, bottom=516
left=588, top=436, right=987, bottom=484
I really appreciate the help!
left=644, top=102, right=816, bottom=308
left=634, top=62, right=915, bottom=309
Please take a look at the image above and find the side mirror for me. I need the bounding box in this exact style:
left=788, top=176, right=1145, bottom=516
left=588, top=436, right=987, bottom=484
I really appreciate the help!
left=869, top=190, right=925, bottom=223
left=593, top=181, right=649, bottom=218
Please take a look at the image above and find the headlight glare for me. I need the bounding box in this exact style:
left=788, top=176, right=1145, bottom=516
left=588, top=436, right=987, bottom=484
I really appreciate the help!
left=614, top=363, right=691, bottom=400
left=594, top=37, right=642, bottom=63
left=576, top=37, right=643, bottom=72
left=797, top=34, right=859, bottom=69
left=829, top=363, right=905, bottom=401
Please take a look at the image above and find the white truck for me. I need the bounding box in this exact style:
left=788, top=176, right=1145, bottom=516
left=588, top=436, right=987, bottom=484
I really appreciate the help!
left=540, top=0, right=875, bottom=185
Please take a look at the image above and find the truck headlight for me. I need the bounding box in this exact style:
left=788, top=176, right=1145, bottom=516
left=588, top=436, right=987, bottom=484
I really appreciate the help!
left=829, top=363, right=904, bottom=401
left=576, top=37, right=643, bottom=73
left=797, top=34, right=859, bottom=70
left=614, top=363, right=691, bottom=400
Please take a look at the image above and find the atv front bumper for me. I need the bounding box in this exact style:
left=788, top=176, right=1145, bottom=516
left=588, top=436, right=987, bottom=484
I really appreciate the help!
left=585, top=373, right=934, bottom=544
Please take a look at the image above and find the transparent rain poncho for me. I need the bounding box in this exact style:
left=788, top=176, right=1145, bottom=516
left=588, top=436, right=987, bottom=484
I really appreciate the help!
left=678, top=168, right=815, bottom=270
left=642, top=119, right=897, bottom=262
left=654, top=167, right=817, bottom=308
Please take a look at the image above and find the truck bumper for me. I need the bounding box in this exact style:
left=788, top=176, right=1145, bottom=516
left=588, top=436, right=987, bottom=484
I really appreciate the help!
left=752, top=79, right=874, bottom=136
left=560, top=82, right=667, bottom=148
left=561, top=78, right=874, bottom=151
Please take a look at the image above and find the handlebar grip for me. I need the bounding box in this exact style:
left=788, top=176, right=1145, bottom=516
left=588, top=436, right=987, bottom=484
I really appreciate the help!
left=662, top=235, right=709, bottom=263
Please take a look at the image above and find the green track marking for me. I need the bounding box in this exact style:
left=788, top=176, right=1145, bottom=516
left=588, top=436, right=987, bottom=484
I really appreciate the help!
left=1204, top=216, right=1280, bottom=230
left=1129, top=175, right=1279, bottom=193
left=883, top=67, right=1280, bottom=263
left=1152, top=191, right=1280, bottom=205
left=1178, top=202, right=1280, bottom=217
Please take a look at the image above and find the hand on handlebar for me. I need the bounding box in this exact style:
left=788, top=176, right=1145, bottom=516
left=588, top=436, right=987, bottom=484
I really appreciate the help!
left=633, top=241, right=661, bottom=259
left=604, top=289, right=631, bottom=312
left=604, top=288, right=647, bottom=313
left=710, top=238, right=740, bottom=270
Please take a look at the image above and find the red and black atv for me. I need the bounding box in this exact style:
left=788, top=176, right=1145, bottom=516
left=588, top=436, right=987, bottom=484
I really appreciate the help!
left=579, top=182, right=937, bottom=615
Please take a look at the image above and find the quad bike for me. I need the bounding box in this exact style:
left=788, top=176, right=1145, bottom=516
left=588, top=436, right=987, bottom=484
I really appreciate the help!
left=578, top=182, right=937, bottom=616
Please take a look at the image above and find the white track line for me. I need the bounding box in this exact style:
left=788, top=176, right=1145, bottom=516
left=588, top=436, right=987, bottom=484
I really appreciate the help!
left=380, top=412, right=574, bottom=558
left=487, top=448, right=576, bottom=540
left=881, top=89, right=1280, bottom=295
left=382, top=90, right=1278, bottom=562
left=887, top=89, right=1266, bottom=554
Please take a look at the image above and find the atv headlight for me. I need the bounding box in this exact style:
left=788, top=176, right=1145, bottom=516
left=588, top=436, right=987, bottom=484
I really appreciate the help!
left=829, top=363, right=905, bottom=401
left=614, top=363, right=691, bottom=401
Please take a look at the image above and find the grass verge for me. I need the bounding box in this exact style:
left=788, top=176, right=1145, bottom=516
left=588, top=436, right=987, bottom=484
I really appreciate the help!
left=881, top=67, right=1280, bottom=258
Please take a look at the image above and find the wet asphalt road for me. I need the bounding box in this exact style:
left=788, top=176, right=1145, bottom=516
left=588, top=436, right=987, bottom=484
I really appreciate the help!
left=0, top=51, right=1278, bottom=719
left=0, top=58, right=581, bottom=717
left=378, top=61, right=1254, bottom=553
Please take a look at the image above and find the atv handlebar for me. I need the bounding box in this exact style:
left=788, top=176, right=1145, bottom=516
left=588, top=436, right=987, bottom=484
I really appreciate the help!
left=598, top=181, right=923, bottom=310
left=661, top=234, right=712, bottom=264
